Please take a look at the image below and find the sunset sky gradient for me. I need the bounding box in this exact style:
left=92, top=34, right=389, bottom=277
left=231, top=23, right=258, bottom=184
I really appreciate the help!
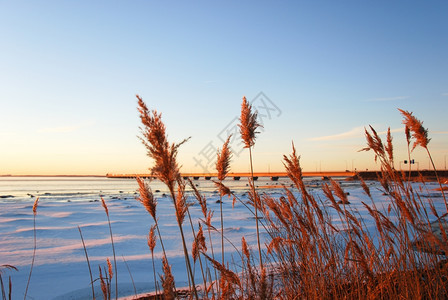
left=1, top=1, right=447, bottom=175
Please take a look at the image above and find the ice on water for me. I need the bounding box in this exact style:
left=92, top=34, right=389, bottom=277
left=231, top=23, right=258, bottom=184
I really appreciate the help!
left=0, top=177, right=446, bottom=299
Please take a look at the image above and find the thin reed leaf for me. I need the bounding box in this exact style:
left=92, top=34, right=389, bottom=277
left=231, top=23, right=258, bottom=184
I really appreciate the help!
left=78, top=226, right=95, bottom=300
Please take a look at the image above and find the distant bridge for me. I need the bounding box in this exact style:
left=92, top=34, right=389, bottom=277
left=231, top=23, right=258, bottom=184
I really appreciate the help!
left=106, top=171, right=356, bottom=181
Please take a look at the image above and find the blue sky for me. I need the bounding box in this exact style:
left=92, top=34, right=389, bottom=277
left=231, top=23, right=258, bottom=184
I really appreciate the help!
left=1, top=1, right=447, bottom=175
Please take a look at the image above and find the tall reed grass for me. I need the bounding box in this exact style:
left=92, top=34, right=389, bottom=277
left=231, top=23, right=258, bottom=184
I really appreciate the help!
left=131, top=99, right=447, bottom=299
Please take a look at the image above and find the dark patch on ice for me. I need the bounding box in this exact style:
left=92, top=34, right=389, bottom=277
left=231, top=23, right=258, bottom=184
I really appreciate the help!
left=420, top=193, right=443, bottom=198
left=2, top=212, right=29, bottom=217
left=52, top=282, right=160, bottom=300
left=225, top=227, right=243, bottom=233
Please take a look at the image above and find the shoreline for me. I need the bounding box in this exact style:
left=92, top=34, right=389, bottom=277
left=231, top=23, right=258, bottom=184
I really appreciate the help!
left=0, top=174, right=106, bottom=178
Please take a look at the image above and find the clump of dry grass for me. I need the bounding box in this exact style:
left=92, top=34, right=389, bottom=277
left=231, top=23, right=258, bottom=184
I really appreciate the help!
left=128, top=100, right=448, bottom=299
left=98, top=258, right=114, bottom=300
left=160, top=257, right=176, bottom=300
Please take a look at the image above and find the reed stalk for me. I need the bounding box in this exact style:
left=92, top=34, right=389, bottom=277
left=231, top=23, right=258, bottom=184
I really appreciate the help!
left=188, top=211, right=207, bottom=297
left=216, top=135, right=232, bottom=267
left=24, top=197, right=38, bottom=300
left=101, top=198, right=118, bottom=300
left=78, top=226, right=95, bottom=300
left=238, top=96, right=263, bottom=270
left=248, top=147, right=263, bottom=268
left=122, top=256, right=137, bottom=298
left=168, top=185, right=198, bottom=299
left=188, top=179, right=220, bottom=295
left=147, top=225, right=159, bottom=299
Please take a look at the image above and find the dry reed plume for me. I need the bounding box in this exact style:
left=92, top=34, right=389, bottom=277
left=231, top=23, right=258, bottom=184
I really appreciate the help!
left=216, top=135, right=232, bottom=181
left=137, top=95, right=189, bottom=193
left=136, top=176, right=157, bottom=219
left=239, top=96, right=261, bottom=148
left=398, top=108, right=430, bottom=151
left=98, top=260, right=113, bottom=300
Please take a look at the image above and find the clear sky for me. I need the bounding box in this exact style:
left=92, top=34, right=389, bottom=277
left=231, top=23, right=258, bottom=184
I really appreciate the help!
left=1, top=1, right=447, bottom=175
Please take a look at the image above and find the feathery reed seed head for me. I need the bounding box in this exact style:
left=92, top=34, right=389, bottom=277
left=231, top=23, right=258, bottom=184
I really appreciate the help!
left=242, top=237, right=250, bottom=260
left=239, top=96, right=261, bottom=148
left=398, top=108, right=430, bottom=150
left=148, top=225, right=157, bottom=253
left=192, top=224, right=207, bottom=262
left=99, top=267, right=107, bottom=297
left=101, top=197, right=109, bottom=216
left=386, top=127, right=394, bottom=164
left=175, top=182, right=188, bottom=224
left=32, top=197, right=39, bottom=216
left=214, top=181, right=231, bottom=197
left=136, top=177, right=157, bottom=219
left=216, top=135, right=232, bottom=181
left=107, top=258, right=113, bottom=279
left=137, top=95, right=189, bottom=191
